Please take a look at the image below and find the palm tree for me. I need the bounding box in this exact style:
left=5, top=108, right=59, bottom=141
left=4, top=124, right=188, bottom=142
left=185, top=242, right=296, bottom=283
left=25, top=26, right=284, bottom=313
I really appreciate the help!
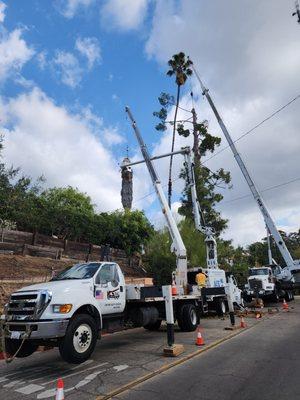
left=166, top=52, right=193, bottom=207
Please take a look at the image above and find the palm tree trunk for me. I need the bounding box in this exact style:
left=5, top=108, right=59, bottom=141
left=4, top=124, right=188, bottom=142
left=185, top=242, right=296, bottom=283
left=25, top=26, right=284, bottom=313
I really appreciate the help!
left=168, top=84, right=181, bottom=208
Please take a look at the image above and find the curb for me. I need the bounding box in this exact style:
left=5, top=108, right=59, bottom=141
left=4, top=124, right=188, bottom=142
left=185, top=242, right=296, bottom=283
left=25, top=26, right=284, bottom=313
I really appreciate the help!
left=95, top=322, right=259, bottom=400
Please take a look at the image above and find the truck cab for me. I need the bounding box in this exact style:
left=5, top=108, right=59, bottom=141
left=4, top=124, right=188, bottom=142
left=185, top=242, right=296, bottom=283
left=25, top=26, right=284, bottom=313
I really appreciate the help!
left=1, top=262, right=127, bottom=363
left=244, top=267, right=276, bottom=300
left=243, top=265, right=294, bottom=303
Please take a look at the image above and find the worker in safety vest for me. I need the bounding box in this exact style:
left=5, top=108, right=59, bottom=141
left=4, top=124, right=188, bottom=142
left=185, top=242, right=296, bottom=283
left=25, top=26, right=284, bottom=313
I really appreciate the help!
left=195, top=268, right=207, bottom=288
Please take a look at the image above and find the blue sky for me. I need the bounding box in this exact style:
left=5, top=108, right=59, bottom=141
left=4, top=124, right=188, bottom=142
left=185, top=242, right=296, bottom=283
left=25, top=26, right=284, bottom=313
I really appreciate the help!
left=2, top=0, right=173, bottom=158
left=1, top=0, right=299, bottom=246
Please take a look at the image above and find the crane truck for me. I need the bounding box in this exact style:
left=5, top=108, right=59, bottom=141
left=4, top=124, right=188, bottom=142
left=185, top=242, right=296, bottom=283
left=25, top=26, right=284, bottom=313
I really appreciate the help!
left=0, top=108, right=237, bottom=365
left=192, top=66, right=300, bottom=302
left=121, top=113, right=243, bottom=315
left=183, top=150, right=243, bottom=313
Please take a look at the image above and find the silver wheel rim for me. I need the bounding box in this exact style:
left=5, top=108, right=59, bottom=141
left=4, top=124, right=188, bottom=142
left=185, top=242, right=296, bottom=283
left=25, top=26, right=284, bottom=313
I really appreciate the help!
left=221, top=301, right=226, bottom=314
left=73, top=324, right=92, bottom=354
left=190, top=309, right=197, bottom=325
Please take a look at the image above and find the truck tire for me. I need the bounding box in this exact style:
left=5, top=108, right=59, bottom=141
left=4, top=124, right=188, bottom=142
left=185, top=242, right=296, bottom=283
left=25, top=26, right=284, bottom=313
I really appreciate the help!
left=215, top=299, right=226, bottom=317
left=5, top=338, right=38, bottom=358
left=59, top=314, right=98, bottom=364
left=177, top=304, right=199, bottom=332
left=285, top=290, right=293, bottom=302
left=272, top=290, right=279, bottom=303
left=144, top=320, right=162, bottom=331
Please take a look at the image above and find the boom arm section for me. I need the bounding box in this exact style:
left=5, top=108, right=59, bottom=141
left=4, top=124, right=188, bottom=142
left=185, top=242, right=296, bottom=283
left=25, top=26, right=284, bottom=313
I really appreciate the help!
left=125, top=107, right=187, bottom=287
left=184, top=151, right=218, bottom=269
left=192, top=67, right=296, bottom=273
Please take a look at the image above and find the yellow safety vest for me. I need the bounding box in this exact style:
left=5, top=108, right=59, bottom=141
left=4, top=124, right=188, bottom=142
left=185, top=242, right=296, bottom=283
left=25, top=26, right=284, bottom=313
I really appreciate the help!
left=195, top=273, right=206, bottom=286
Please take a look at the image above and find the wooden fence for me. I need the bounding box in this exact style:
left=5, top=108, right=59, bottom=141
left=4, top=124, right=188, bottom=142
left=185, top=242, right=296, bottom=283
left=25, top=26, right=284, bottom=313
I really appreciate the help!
left=0, top=229, right=143, bottom=274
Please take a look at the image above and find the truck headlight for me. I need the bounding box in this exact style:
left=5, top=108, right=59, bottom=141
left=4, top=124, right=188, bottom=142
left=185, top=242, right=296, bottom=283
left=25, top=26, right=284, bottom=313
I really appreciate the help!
left=53, top=304, right=73, bottom=313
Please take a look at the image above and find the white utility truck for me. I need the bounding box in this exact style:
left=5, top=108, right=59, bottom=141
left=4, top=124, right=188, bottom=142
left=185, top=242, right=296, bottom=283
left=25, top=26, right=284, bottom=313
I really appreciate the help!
left=183, top=150, right=243, bottom=313
left=244, top=265, right=295, bottom=303
left=1, top=261, right=212, bottom=364
left=0, top=108, right=237, bottom=364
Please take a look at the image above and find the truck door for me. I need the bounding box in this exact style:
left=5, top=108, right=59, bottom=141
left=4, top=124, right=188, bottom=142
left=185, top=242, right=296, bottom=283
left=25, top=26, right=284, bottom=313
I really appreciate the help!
left=94, top=263, right=126, bottom=315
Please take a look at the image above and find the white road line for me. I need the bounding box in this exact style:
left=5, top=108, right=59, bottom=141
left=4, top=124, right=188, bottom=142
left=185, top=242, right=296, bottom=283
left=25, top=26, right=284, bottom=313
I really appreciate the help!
left=29, top=360, right=94, bottom=383
left=36, top=365, right=129, bottom=399
left=3, top=380, right=26, bottom=388
left=16, top=384, right=45, bottom=395
left=39, top=362, right=108, bottom=385
left=37, top=369, right=107, bottom=399
left=113, top=365, right=128, bottom=372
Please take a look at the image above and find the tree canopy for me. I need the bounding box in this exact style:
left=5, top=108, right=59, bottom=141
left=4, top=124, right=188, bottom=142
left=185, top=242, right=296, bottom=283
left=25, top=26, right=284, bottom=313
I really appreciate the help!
left=0, top=136, right=153, bottom=254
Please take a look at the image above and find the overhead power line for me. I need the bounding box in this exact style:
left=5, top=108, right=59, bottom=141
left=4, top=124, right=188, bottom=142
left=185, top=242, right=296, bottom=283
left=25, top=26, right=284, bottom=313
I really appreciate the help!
left=223, top=176, right=300, bottom=204
left=203, top=93, right=300, bottom=165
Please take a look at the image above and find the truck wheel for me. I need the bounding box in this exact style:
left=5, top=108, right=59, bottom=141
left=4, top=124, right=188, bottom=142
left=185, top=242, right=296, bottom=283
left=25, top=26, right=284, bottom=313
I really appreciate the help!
left=59, top=314, right=98, bottom=364
left=272, top=290, right=279, bottom=303
left=177, top=304, right=199, bottom=332
left=285, top=290, right=293, bottom=302
left=5, top=338, right=38, bottom=358
left=215, top=299, right=226, bottom=317
left=144, top=320, right=162, bottom=331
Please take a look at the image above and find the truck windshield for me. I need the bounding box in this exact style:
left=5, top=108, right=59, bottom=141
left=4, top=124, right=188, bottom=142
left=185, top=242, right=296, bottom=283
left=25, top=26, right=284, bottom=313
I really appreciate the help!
left=249, top=268, right=269, bottom=276
left=51, top=263, right=101, bottom=280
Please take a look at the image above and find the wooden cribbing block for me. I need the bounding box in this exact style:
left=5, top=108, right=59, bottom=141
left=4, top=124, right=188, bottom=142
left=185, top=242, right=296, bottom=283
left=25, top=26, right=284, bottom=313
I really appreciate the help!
left=163, top=344, right=185, bottom=357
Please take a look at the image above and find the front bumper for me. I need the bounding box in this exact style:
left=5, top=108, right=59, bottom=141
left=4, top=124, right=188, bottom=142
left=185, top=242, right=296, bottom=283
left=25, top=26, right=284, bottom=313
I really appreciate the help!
left=1, top=319, right=69, bottom=340
left=247, top=290, right=274, bottom=296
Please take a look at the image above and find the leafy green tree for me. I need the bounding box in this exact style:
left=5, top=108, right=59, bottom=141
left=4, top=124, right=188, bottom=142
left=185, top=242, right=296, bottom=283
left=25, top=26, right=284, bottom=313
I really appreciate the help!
left=103, top=210, right=154, bottom=255
left=38, top=187, right=95, bottom=240
left=145, top=228, right=175, bottom=285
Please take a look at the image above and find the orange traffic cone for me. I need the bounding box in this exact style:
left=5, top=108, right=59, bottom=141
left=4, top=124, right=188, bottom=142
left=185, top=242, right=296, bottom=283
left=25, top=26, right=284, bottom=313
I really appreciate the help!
left=255, top=312, right=261, bottom=319
left=240, top=316, right=246, bottom=328
left=55, top=378, right=64, bottom=400
left=282, top=299, right=289, bottom=311
left=171, top=276, right=177, bottom=296
left=195, top=327, right=205, bottom=346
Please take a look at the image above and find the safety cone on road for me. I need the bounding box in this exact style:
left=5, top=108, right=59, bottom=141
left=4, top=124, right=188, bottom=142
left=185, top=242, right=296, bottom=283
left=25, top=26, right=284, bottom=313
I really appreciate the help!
left=195, top=327, right=205, bottom=346
left=55, top=378, right=64, bottom=400
left=255, top=312, right=261, bottom=319
left=240, top=316, right=246, bottom=328
left=282, top=299, right=289, bottom=311
left=171, top=275, right=177, bottom=296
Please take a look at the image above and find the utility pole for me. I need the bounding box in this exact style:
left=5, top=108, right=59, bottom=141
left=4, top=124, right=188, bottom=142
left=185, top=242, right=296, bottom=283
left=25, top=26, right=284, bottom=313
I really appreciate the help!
left=191, top=107, right=200, bottom=164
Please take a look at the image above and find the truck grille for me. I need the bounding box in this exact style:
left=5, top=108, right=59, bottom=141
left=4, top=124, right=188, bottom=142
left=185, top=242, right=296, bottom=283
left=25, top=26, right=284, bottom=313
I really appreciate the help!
left=6, top=290, right=52, bottom=321
left=249, top=279, right=263, bottom=291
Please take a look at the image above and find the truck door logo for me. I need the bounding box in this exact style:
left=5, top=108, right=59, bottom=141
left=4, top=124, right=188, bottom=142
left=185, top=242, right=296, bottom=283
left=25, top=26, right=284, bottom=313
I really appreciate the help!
left=107, top=288, right=120, bottom=299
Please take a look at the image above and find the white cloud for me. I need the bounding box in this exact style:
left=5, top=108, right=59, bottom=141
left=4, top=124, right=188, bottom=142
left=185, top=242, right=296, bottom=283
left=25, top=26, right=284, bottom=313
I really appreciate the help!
left=0, top=1, right=6, bottom=23
left=103, top=127, right=125, bottom=146
left=56, top=0, right=94, bottom=19
left=0, top=88, right=134, bottom=212
left=36, top=51, right=47, bottom=70
left=0, top=28, right=34, bottom=82
left=112, top=93, right=119, bottom=101
left=75, top=37, right=101, bottom=70
left=53, top=51, right=82, bottom=88
left=142, top=0, right=300, bottom=245
left=101, top=0, right=149, bottom=31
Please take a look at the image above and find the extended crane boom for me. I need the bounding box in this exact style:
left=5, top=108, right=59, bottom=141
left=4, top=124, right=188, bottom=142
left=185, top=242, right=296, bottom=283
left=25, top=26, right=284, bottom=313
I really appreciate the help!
left=125, top=107, right=188, bottom=288
left=184, top=151, right=219, bottom=269
left=192, top=67, right=299, bottom=279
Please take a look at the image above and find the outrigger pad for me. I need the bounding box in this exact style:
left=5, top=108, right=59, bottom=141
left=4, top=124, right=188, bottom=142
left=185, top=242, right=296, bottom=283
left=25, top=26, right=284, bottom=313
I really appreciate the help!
left=163, top=344, right=185, bottom=357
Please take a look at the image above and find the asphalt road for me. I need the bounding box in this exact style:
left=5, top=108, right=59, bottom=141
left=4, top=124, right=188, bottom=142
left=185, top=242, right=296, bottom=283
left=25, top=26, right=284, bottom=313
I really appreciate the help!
left=115, top=304, right=300, bottom=400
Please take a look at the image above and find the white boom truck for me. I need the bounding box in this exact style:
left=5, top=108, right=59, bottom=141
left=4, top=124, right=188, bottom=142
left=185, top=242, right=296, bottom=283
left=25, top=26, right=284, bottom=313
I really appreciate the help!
left=183, top=150, right=243, bottom=313
left=192, top=66, right=300, bottom=300
left=0, top=111, right=234, bottom=365
left=123, top=109, right=242, bottom=316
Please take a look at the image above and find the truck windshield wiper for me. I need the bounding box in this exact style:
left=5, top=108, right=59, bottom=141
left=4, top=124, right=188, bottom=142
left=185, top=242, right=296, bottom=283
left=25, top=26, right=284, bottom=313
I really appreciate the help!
left=51, top=277, right=83, bottom=281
